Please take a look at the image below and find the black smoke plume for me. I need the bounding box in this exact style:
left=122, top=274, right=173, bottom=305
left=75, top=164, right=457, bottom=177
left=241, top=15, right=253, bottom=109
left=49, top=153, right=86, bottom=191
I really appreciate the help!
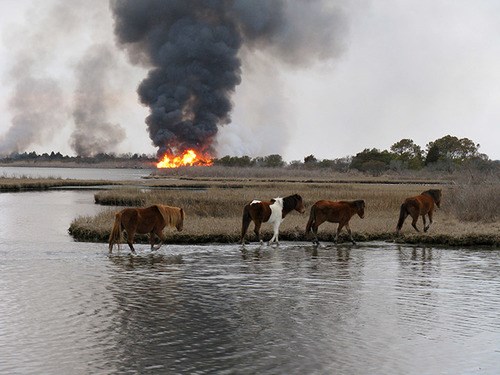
left=110, top=0, right=347, bottom=157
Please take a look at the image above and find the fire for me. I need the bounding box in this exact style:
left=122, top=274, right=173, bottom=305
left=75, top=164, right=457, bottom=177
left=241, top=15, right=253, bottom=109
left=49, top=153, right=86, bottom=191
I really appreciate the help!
left=156, top=149, right=213, bottom=168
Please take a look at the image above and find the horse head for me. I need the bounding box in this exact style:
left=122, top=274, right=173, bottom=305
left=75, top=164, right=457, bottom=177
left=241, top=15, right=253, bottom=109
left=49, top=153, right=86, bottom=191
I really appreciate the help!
left=426, top=189, right=442, bottom=208
left=293, top=194, right=306, bottom=214
left=433, top=189, right=442, bottom=208
left=355, top=200, right=366, bottom=218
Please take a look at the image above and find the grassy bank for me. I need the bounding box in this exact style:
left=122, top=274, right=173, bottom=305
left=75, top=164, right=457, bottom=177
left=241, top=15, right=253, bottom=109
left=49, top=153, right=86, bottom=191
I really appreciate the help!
left=0, top=176, right=119, bottom=191
left=69, top=178, right=500, bottom=247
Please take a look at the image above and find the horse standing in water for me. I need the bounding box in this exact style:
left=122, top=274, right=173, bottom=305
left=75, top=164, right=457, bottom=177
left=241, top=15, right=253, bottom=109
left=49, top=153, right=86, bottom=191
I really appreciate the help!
left=241, top=194, right=305, bottom=245
left=396, top=189, right=441, bottom=234
left=108, top=204, right=184, bottom=253
left=305, top=200, right=365, bottom=245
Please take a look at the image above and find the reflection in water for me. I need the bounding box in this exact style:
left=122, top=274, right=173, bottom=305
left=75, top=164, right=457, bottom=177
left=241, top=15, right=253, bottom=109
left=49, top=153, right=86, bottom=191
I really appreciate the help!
left=0, top=190, right=500, bottom=373
left=396, top=245, right=441, bottom=339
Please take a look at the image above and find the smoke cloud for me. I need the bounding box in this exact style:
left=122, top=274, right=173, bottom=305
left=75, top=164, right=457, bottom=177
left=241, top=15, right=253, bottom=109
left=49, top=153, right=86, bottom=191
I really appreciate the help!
left=110, top=0, right=348, bottom=157
left=70, top=44, right=126, bottom=157
left=0, top=75, right=67, bottom=155
left=0, top=0, right=128, bottom=157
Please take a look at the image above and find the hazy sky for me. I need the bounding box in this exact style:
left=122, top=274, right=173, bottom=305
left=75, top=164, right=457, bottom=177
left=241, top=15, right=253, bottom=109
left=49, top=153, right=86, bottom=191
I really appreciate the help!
left=0, top=0, right=499, bottom=161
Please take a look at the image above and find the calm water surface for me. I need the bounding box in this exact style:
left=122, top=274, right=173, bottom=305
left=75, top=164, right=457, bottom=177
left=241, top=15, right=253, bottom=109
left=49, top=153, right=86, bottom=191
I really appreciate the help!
left=0, top=188, right=499, bottom=374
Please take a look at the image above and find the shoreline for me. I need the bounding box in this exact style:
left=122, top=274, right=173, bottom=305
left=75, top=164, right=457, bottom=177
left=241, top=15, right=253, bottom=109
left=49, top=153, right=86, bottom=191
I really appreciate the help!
left=1, top=172, right=498, bottom=248
left=69, top=226, right=500, bottom=248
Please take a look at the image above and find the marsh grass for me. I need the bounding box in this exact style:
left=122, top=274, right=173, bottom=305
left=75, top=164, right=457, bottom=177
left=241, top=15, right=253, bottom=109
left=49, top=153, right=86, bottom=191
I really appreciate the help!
left=444, top=177, right=499, bottom=223
left=71, top=180, right=500, bottom=247
left=0, top=176, right=115, bottom=191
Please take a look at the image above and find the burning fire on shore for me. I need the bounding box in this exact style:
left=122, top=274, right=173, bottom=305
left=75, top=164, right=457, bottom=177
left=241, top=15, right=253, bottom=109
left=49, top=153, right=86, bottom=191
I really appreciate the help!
left=156, top=149, right=213, bottom=168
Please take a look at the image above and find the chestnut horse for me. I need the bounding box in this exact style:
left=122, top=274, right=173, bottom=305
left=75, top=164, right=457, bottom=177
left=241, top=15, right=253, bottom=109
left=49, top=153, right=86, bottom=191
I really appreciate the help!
left=241, top=194, right=305, bottom=245
left=108, top=204, right=184, bottom=253
left=305, top=200, right=365, bottom=245
left=396, top=189, right=441, bottom=234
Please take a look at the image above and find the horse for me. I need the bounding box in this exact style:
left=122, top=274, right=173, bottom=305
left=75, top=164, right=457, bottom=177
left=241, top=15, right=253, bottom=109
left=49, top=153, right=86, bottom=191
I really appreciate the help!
left=108, top=204, right=184, bottom=253
left=396, top=189, right=441, bottom=234
left=240, top=194, right=305, bottom=245
left=305, top=200, right=365, bottom=245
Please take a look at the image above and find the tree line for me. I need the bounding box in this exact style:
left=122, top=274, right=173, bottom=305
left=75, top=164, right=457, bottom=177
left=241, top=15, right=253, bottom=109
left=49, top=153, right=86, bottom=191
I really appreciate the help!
left=214, top=135, right=497, bottom=174
left=1, top=135, right=497, bottom=174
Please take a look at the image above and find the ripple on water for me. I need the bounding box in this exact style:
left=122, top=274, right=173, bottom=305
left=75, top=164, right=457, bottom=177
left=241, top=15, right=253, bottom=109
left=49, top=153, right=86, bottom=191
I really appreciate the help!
left=0, top=242, right=500, bottom=374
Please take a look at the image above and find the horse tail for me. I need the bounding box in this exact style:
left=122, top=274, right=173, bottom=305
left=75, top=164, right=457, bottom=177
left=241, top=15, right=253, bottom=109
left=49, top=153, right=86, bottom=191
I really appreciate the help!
left=241, top=204, right=252, bottom=243
left=396, top=203, right=408, bottom=233
left=305, top=204, right=317, bottom=235
left=108, top=212, right=123, bottom=252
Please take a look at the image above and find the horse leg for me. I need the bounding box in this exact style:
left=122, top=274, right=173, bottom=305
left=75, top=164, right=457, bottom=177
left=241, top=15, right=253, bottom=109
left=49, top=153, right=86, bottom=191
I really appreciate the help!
left=150, top=233, right=160, bottom=251
left=268, top=221, right=281, bottom=246
left=345, top=223, right=356, bottom=245
left=422, top=215, right=428, bottom=232
left=410, top=214, right=420, bottom=232
left=312, top=224, right=320, bottom=245
left=424, top=211, right=433, bottom=232
left=241, top=216, right=252, bottom=244
left=335, top=223, right=345, bottom=244
left=151, top=226, right=167, bottom=251
left=126, top=230, right=137, bottom=253
left=254, top=221, right=263, bottom=244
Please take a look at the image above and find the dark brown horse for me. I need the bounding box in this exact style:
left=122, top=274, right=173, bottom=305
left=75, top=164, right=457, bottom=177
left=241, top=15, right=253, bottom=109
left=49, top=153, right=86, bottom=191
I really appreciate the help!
left=108, top=204, right=184, bottom=253
left=396, top=189, right=441, bottom=234
left=305, top=200, right=365, bottom=245
left=241, top=194, right=305, bottom=245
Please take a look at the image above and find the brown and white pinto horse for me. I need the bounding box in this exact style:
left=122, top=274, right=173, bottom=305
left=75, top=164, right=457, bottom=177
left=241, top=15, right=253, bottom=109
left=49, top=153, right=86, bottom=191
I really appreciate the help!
left=396, top=189, right=441, bottom=234
left=241, top=194, right=305, bottom=245
left=305, top=200, right=365, bottom=245
left=108, top=204, right=184, bottom=253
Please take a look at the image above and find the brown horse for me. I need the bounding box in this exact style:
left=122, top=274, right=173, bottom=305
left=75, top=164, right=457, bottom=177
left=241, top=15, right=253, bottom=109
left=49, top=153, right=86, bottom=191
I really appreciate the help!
left=396, top=189, right=441, bottom=234
left=108, top=204, right=184, bottom=253
left=305, top=200, right=365, bottom=245
left=241, top=194, right=305, bottom=245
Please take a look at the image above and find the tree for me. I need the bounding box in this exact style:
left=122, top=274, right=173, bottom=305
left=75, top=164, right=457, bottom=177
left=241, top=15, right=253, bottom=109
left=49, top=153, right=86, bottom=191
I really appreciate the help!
left=351, top=148, right=393, bottom=173
left=262, top=154, right=285, bottom=168
left=390, top=139, right=423, bottom=169
left=425, top=135, right=479, bottom=165
left=304, top=154, right=318, bottom=164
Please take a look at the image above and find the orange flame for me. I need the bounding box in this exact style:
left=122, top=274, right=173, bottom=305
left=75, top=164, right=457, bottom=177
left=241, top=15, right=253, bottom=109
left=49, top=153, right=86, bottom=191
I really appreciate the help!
left=156, top=149, right=213, bottom=168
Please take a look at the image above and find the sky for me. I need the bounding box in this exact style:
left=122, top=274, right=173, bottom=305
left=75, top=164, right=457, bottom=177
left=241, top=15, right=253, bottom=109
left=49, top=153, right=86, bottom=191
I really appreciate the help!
left=0, top=0, right=499, bottom=161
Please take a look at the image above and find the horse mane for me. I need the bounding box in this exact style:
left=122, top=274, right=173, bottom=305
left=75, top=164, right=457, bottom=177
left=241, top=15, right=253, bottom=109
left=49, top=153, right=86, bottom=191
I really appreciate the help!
left=155, top=204, right=184, bottom=227
left=354, top=200, right=365, bottom=209
left=282, top=194, right=301, bottom=211
left=422, top=189, right=441, bottom=203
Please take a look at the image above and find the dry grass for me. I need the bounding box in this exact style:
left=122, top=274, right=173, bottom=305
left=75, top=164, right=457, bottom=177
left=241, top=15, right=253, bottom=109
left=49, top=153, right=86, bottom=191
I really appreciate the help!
left=71, top=180, right=500, bottom=247
left=0, top=176, right=117, bottom=191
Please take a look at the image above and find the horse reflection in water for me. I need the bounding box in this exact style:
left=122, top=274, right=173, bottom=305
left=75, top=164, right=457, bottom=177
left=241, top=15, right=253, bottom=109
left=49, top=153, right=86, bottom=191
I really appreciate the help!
left=240, top=194, right=305, bottom=246
left=396, top=189, right=441, bottom=234
left=306, top=200, right=365, bottom=245
left=109, top=253, right=184, bottom=271
left=108, top=204, right=184, bottom=253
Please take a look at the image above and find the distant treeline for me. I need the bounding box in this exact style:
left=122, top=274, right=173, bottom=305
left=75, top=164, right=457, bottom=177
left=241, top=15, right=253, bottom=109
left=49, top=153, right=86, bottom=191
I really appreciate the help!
left=1, top=135, right=498, bottom=174
left=0, top=151, right=156, bottom=164
left=214, top=135, right=498, bottom=174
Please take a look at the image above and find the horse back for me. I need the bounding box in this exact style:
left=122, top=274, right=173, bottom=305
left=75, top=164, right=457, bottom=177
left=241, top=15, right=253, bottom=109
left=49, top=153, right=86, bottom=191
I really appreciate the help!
left=246, top=201, right=272, bottom=222
left=405, top=194, right=435, bottom=215
left=121, top=206, right=164, bottom=234
left=313, top=200, right=354, bottom=223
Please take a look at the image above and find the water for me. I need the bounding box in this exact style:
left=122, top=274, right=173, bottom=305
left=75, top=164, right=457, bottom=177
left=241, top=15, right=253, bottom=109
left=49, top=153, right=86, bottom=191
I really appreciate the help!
left=0, top=189, right=499, bottom=374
